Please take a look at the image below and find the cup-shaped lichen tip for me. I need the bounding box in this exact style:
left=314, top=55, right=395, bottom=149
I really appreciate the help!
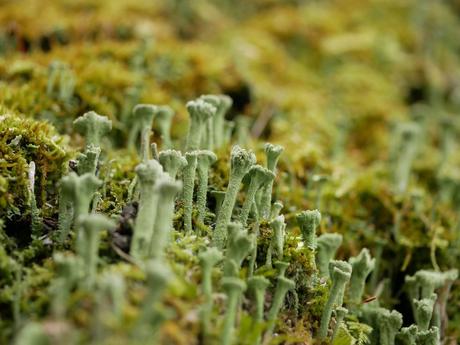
left=316, top=233, right=343, bottom=278
left=198, top=247, right=223, bottom=268
left=73, top=110, right=112, bottom=147
left=414, top=293, right=437, bottom=331
left=133, top=104, right=158, bottom=127
left=348, top=248, right=375, bottom=303
left=296, top=209, right=321, bottom=250
left=159, top=149, right=187, bottom=179
left=135, top=159, right=164, bottom=184
left=230, top=145, right=256, bottom=176
left=264, top=143, right=284, bottom=171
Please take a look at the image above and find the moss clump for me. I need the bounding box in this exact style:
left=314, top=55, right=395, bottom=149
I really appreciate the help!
left=0, top=113, right=68, bottom=223
left=1, top=0, right=460, bottom=343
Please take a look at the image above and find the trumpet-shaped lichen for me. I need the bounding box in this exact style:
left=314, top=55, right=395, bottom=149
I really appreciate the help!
left=413, top=293, right=437, bottom=331
left=348, top=248, right=375, bottom=305
left=158, top=149, right=187, bottom=179
left=265, top=268, right=295, bottom=341
left=130, top=160, right=163, bottom=259
left=185, top=99, right=216, bottom=151
left=319, top=260, right=352, bottom=339
left=59, top=172, right=102, bottom=246
left=240, top=165, right=274, bottom=226
left=376, top=308, right=403, bottom=345
left=196, top=150, right=217, bottom=224
left=149, top=176, right=182, bottom=259
left=78, top=213, right=116, bottom=287
left=296, top=209, right=321, bottom=250
left=213, top=146, right=256, bottom=249
left=259, top=143, right=284, bottom=219
left=223, top=223, right=254, bottom=277
left=220, top=277, right=246, bottom=345
left=132, top=104, right=158, bottom=162
left=316, top=233, right=343, bottom=278
left=155, top=105, right=175, bottom=149
left=73, top=111, right=112, bottom=149
left=182, top=151, right=199, bottom=233
left=198, top=247, right=223, bottom=339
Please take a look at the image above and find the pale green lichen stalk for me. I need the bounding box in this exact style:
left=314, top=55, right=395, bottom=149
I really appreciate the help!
left=272, top=215, right=286, bottom=260
left=330, top=260, right=352, bottom=306
left=316, top=233, right=343, bottom=278
left=136, top=260, right=173, bottom=342
left=220, top=277, right=246, bottom=345
left=149, top=176, right=182, bottom=259
left=78, top=214, right=115, bottom=288
left=264, top=262, right=295, bottom=342
left=247, top=276, right=270, bottom=345
left=199, top=94, right=221, bottom=150
left=198, top=247, right=223, bottom=341
left=393, top=123, right=420, bottom=194
left=319, top=260, right=352, bottom=339
left=151, top=142, right=160, bottom=161
left=73, top=111, right=111, bottom=176
left=248, top=207, right=263, bottom=277
left=132, top=104, right=158, bottom=162
left=223, top=120, right=235, bottom=146
left=196, top=150, right=217, bottom=224
left=311, top=174, right=329, bottom=209
left=240, top=165, right=274, bottom=226
left=331, top=306, right=348, bottom=341
left=259, top=143, right=284, bottom=219
left=58, top=172, right=102, bottom=246
left=213, top=146, right=256, bottom=249
left=131, top=160, right=163, bottom=259
left=185, top=99, right=216, bottom=151
left=46, top=61, right=75, bottom=102
left=348, top=248, right=375, bottom=305
left=155, top=105, right=175, bottom=149
left=212, top=95, right=232, bottom=148
left=57, top=178, right=74, bottom=243
left=235, top=116, right=251, bottom=146
left=247, top=275, right=270, bottom=323
left=98, top=272, right=126, bottom=322
left=223, top=223, right=254, bottom=277
left=265, top=215, right=286, bottom=267
left=49, top=253, right=81, bottom=318
left=46, top=60, right=61, bottom=96
left=182, top=151, right=198, bottom=233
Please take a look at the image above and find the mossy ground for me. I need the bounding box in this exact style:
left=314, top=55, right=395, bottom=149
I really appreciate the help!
left=1, top=0, right=460, bottom=344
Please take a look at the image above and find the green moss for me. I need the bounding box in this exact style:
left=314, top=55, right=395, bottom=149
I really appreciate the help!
left=1, top=0, right=460, bottom=343
left=0, top=113, right=68, bottom=221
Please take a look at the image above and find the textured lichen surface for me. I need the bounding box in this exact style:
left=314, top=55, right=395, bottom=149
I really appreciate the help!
left=1, top=1, right=460, bottom=344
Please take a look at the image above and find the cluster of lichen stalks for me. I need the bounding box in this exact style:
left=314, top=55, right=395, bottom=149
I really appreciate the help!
left=15, top=95, right=458, bottom=345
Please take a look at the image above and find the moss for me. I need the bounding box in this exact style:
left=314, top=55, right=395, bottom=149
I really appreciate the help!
left=1, top=0, right=460, bottom=343
left=0, top=113, right=68, bottom=222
